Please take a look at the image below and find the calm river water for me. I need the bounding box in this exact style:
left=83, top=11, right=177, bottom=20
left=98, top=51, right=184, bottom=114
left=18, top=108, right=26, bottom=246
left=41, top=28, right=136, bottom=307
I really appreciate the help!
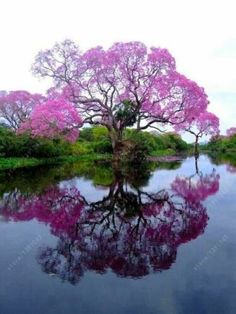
left=0, top=155, right=235, bottom=314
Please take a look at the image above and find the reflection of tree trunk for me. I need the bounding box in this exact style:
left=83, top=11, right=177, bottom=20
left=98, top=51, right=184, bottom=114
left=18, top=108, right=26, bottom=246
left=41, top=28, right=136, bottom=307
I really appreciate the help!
left=195, top=155, right=199, bottom=174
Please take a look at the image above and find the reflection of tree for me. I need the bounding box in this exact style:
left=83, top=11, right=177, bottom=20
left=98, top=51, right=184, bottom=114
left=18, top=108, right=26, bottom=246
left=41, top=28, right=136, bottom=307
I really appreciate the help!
left=0, top=159, right=182, bottom=197
left=208, top=153, right=236, bottom=174
left=226, top=165, right=236, bottom=173
left=0, top=187, right=84, bottom=233
left=0, top=169, right=220, bottom=285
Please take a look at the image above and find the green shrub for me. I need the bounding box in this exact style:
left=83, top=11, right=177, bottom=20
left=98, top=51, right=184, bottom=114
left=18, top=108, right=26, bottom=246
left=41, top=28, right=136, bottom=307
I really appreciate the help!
left=92, top=140, right=113, bottom=154
left=204, top=134, right=236, bottom=153
left=123, top=129, right=188, bottom=156
left=79, top=128, right=93, bottom=142
left=0, top=127, right=71, bottom=158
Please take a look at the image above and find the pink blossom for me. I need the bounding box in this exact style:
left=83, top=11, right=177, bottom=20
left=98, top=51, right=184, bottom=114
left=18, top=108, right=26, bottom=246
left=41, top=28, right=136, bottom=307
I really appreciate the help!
left=19, top=98, right=82, bottom=142
left=31, top=40, right=211, bottom=136
left=226, top=127, right=236, bottom=137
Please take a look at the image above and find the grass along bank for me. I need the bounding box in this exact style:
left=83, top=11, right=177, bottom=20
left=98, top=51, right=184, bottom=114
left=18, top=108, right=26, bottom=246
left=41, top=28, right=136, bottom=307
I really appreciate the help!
left=0, top=154, right=112, bottom=171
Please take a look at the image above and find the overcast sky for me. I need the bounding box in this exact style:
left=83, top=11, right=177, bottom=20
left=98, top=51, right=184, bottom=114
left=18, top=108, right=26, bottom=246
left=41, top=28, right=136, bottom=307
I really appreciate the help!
left=0, top=0, right=235, bottom=140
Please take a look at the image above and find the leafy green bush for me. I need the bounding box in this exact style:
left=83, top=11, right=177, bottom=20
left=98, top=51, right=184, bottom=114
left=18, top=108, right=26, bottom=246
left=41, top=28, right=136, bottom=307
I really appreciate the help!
left=92, top=140, right=113, bottom=154
left=123, top=129, right=188, bottom=156
left=0, top=127, right=71, bottom=158
left=80, top=126, right=109, bottom=142
left=204, top=134, right=236, bottom=153
left=79, top=128, right=93, bottom=142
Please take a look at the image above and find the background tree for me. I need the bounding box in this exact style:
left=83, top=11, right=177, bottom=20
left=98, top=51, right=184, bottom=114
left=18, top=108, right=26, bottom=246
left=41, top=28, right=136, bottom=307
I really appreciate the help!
left=226, top=127, right=236, bottom=137
left=177, top=111, right=219, bottom=156
left=0, top=91, right=44, bottom=130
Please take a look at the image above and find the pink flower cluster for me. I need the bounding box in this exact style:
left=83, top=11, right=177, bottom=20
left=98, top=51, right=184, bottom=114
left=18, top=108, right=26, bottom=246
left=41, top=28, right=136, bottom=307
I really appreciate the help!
left=226, top=127, right=236, bottom=137
left=19, top=99, right=82, bottom=142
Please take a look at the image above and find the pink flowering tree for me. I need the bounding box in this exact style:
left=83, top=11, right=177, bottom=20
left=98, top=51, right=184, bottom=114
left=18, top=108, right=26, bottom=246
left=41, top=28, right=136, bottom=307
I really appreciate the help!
left=19, top=98, right=82, bottom=142
left=176, top=111, right=219, bottom=156
left=32, top=40, right=209, bottom=154
left=226, top=127, right=236, bottom=137
left=0, top=91, right=44, bottom=130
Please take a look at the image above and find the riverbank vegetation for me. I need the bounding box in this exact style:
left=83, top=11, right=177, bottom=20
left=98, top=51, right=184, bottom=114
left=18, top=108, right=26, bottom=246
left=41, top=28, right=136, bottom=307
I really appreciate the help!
left=202, top=134, right=236, bottom=154
left=0, top=125, right=190, bottom=170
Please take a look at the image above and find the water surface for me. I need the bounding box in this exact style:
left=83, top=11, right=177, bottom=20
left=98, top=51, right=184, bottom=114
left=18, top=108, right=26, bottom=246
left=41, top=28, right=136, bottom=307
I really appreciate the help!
left=0, top=155, right=235, bottom=314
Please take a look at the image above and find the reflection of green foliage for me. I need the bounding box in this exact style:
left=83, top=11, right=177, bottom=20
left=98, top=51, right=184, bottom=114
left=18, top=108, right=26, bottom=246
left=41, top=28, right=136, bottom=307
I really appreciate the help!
left=68, top=161, right=114, bottom=186
left=203, top=135, right=236, bottom=168
left=122, top=162, right=152, bottom=188
left=0, top=160, right=114, bottom=196
left=0, top=154, right=112, bottom=171
left=0, top=157, right=183, bottom=197
left=208, top=151, right=236, bottom=167
left=93, top=167, right=114, bottom=186
left=155, top=161, right=182, bottom=170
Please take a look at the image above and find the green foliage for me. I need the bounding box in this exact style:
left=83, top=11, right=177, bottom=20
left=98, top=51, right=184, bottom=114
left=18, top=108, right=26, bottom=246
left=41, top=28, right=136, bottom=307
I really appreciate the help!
left=114, top=100, right=137, bottom=127
left=79, top=127, right=93, bottom=142
left=123, top=129, right=188, bottom=156
left=0, top=127, right=72, bottom=158
left=124, top=129, right=155, bottom=154
left=92, top=126, right=109, bottom=140
left=70, top=142, right=93, bottom=155
left=203, top=134, right=236, bottom=153
left=0, top=125, right=188, bottom=166
left=80, top=126, right=109, bottom=141
left=92, top=140, right=113, bottom=154
left=77, top=126, right=112, bottom=154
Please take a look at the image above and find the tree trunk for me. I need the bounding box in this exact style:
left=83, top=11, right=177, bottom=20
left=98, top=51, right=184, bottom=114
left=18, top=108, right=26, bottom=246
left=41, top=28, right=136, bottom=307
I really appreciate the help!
left=194, top=136, right=199, bottom=157
left=108, top=128, right=123, bottom=164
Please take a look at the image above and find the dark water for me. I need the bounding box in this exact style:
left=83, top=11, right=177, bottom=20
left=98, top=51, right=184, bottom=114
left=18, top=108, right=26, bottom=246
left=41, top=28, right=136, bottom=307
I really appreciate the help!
left=0, top=155, right=235, bottom=314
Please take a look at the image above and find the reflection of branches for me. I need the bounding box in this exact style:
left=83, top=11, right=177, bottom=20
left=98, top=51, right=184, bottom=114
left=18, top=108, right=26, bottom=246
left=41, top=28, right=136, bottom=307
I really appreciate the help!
left=226, top=164, right=236, bottom=174
left=0, top=169, right=220, bottom=285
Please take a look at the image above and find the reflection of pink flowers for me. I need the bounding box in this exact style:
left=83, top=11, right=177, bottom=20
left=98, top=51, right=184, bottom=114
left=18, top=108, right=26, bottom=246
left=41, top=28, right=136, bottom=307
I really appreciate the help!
left=171, top=171, right=220, bottom=203
left=1, top=187, right=84, bottom=237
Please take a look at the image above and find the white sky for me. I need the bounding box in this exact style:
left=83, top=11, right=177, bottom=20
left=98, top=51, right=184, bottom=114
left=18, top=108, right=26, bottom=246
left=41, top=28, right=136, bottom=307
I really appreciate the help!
left=0, top=0, right=235, bottom=141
